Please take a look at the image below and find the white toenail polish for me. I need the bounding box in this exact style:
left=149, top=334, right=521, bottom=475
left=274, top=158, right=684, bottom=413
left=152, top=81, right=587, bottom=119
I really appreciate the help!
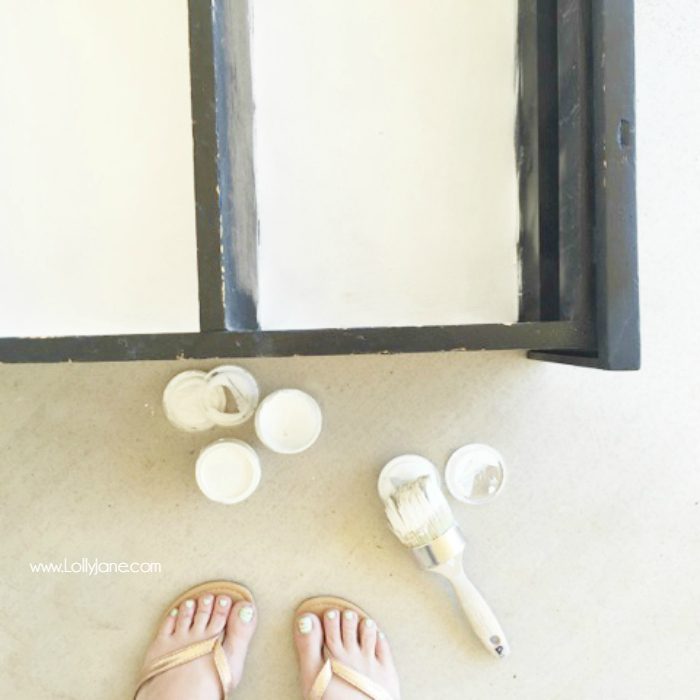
left=239, top=606, right=254, bottom=624
left=185, top=599, right=195, bottom=609
left=298, top=616, right=313, bottom=635
left=203, top=595, right=213, bottom=605
left=365, top=619, right=376, bottom=629
left=169, top=608, right=179, bottom=617
left=379, top=632, right=386, bottom=640
left=343, top=611, right=356, bottom=621
left=326, top=610, right=338, bottom=620
left=219, top=598, right=230, bottom=608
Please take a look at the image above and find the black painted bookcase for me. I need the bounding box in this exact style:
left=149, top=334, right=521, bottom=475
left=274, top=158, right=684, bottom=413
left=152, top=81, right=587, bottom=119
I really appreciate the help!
left=0, top=0, right=639, bottom=370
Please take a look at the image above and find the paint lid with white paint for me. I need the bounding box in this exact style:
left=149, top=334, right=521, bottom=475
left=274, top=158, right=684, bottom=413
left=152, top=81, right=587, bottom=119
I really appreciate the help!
left=445, top=444, right=506, bottom=505
left=255, top=389, right=323, bottom=454
left=195, top=439, right=261, bottom=504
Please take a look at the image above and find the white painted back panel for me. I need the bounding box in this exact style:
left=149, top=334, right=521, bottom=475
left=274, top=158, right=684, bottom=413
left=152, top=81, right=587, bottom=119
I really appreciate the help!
left=253, top=0, right=520, bottom=330
left=0, top=0, right=199, bottom=337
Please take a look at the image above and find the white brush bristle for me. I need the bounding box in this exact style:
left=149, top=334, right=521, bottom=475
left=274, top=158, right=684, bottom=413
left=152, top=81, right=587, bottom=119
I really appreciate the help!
left=385, top=475, right=455, bottom=548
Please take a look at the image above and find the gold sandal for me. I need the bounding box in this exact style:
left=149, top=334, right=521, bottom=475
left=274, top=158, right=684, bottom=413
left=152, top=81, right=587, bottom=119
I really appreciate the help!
left=134, top=580, right=253, bottom=700
left=297, top=596, right=396, bottom=700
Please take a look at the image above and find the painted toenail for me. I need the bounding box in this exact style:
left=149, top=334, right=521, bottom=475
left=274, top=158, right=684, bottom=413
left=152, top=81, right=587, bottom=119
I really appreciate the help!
left=326, top=610, right=338, bottom=620
left=185, top=599, right=195, bottom=609
left=238, top=605, right=255, bottom=623
left=298, top=616, right=313, bottom=635
left=219, top=598, right=230, bottom=608
left=169, top=608, right=179, bottom=617
left=203, top=595, right=214, bottom=605
left=343, top=610, right=356, bottom=621
left=365, top=619, right=376, bottom=629
left=379, top=632, right=386, bottom=640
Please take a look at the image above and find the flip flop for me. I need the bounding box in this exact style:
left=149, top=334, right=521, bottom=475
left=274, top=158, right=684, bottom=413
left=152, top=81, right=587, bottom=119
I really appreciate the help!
left=134, top=580, right=253, bottom=699
left=297, top=595, right=395, bottom=700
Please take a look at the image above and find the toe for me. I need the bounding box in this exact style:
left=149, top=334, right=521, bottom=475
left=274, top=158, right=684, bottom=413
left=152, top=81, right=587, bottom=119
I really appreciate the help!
left=376, top=631, right=394, bottom=665
left=359, top=617, right=378, bottom=656
left=193, top=593, right=215, bottom=631
left=206, top=595, right=233, bottom=636
left=224, top=601, right=257, bottom=645
left=294, top=613, right=325, bottom=695
left=158, top=606, right=179, bottom=637
left=223, top=601, right=257, bottom=650
left=322, top=609, right=342, bottom=655
left=175, top=598, right=196, bottom=634
left=222, top=600, right=257, bottom=688
left=341, top=609, right=360, bottom=650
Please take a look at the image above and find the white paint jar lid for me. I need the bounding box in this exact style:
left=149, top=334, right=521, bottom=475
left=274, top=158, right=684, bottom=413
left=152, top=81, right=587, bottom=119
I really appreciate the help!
left=162, top=366, right=259, bottom=432
left=377, top=454, right=441, bottom=503
left=195, top=439, right=261, bottom=504
left=162, top=370, right=226, bottom=432
left=255, top=389, right=322, bottom=454
left=203, top=365, right=259, bottom=427
left=445, top=443, right=506, bottom=505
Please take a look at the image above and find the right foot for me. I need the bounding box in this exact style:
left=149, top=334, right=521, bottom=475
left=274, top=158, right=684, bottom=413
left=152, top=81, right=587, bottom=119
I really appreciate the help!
left=294, top=603, right=401, bottom=699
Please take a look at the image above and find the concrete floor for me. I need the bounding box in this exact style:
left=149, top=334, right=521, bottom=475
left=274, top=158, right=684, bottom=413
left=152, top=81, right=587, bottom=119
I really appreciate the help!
left=1, top=2, right=699, bottom=698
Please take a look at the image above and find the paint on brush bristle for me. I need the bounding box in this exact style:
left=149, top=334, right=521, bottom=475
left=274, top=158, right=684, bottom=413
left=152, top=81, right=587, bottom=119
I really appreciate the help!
left=385, top=475, right=455, bottom=549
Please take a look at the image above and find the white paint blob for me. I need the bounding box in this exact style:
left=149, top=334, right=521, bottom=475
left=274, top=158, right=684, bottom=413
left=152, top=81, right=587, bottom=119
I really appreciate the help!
left=255, top=389, right=323, bottom=454
left=251, top=0, right=520, bottom=330
left=195, top=439, right=261, bottom=505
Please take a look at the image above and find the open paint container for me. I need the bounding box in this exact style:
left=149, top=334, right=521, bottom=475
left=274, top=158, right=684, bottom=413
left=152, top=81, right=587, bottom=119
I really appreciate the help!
left=163, top=366, right=259, bottom=432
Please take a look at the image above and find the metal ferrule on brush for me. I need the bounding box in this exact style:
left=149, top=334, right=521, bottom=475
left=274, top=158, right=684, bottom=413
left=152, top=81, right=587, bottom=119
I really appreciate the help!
left=411, top=524, right=466, bottom=569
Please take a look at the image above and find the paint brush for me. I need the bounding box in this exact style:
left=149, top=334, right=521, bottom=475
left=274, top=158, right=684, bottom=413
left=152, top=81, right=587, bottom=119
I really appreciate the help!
left=384, top=475, right=510, bottom=658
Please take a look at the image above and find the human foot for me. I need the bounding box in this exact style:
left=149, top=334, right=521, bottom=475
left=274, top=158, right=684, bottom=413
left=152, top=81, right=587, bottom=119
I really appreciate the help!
left=294, top=598, right=401, bottom=700
left=135, top=584, right=257, bottom=699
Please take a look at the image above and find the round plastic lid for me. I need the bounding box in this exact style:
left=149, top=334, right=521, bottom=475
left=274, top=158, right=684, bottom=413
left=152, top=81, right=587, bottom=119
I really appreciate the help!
left=195, top=439, right=261, bottom=505
left=445, top=444, right=506, bottom=505
left=203, top=365, right=260, bottom=427
left=377, top=454, right=441, bottom=503
left=255, top=389, right=322, bottom=454
left=162, top=370, right=226, bottom=432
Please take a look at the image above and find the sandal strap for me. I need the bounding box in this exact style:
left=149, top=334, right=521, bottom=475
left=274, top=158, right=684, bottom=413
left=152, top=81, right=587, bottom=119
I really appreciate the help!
left=134, top=634, right=232, bottom=699
left=309, top=657, right=394, bottom=700
left=212, top=638, right=233, bottom=694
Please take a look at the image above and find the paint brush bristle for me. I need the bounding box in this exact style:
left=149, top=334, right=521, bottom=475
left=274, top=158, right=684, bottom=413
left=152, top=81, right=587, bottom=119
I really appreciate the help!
left=385, top=475, right=455, bottom=548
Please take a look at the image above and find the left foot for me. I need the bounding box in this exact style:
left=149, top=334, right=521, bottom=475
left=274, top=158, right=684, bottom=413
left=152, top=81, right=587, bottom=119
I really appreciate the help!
left=136, top=591, right=257, bottom=699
